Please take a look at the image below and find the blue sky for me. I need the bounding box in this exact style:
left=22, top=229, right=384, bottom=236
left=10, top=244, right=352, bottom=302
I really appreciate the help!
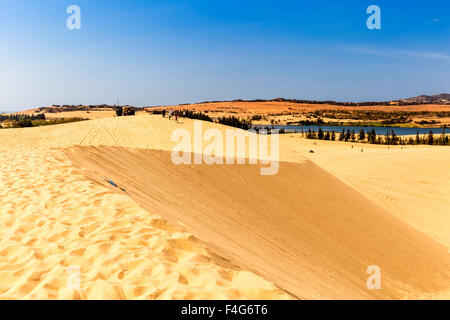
left=0, top=0, right=449, bottom=111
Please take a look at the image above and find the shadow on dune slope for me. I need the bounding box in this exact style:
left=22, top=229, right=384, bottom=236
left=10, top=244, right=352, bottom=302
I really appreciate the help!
left=66, top=145, right=450, bottom=300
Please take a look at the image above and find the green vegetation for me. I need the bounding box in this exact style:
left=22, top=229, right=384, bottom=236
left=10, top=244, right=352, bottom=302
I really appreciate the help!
left=303, top=127, right=449, bottom=146
left=0, top=114, right=87, bottom=128
left=152, top=109, right=252, bottom=130
left=183, top=110, right=214, bottom=122
left=216, top=116, right=251, bottom=130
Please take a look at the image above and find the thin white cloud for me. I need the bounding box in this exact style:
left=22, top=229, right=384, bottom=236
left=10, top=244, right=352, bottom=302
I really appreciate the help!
left=344, top=45, right=388, bottom=57
left=399, top=50, right=449, bottom=61
left=345, top=45, right=450, bottom=61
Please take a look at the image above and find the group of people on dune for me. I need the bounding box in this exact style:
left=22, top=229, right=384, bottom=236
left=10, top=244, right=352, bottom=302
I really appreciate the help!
left=161, top=109, right=185, bottom=122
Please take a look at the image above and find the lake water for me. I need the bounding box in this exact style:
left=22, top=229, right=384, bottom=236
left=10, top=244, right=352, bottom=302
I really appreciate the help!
left=253, top=125, right=447, bottom=136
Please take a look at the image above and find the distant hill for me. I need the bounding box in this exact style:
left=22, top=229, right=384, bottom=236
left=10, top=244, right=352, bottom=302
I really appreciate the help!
left=398, top=93, right=450, bottom=105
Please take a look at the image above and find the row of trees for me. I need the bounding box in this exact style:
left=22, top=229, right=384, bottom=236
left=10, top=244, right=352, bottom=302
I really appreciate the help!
left=0, top=113, right=87, bottom=128
left=153, top=109, right=252, bottom=130
left=0, top=113, right=46, bottom=121
left=0, top=114, right=46, bottom=127
left=216, top=116, right=251, bottom=130
left=303, top=128, right=449, bottom=146
left=183, top=110, right=214, bottom=122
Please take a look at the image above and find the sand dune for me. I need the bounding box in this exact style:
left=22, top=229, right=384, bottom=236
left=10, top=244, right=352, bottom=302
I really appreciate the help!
left=0, top=119, right=290, bottom=299
left=0, top=114, right=449, bottom=299
left=279, top=135, right=450, bottom=248
left=67, top=146, right=450, bottom=299
left=0, top=115, right=250, bottom=152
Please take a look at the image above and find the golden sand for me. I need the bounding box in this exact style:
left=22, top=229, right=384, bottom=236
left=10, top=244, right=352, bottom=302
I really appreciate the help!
left=0, top=117, right=290, bottom=299
left=279, top=135, right=450, bottom=248
left=66, top=146, right=450, bottom=299
left=0, top=114, right=449, bottom=299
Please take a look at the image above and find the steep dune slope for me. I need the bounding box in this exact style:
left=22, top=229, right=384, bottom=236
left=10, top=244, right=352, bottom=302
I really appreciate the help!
left=67, top=146, right=450, bottom=299
left=279, top=135, right=450, bottom=248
